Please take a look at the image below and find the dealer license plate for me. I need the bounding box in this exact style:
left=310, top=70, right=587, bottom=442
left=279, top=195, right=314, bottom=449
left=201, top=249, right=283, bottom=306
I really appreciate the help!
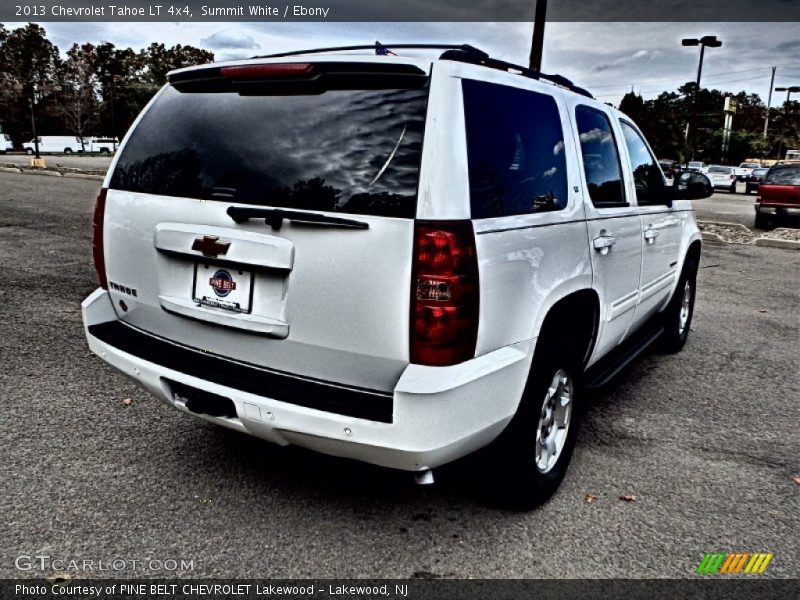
left=193, top=264, right=253, bottom=314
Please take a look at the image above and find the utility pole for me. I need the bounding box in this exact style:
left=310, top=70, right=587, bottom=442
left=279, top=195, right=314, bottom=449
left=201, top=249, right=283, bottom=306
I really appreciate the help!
left=763, top=66, right=776, bottom=139
left=529, top=0, right=547, bottom=72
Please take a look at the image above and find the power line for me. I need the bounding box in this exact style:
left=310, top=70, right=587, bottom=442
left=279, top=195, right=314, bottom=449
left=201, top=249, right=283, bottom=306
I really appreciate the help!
left=586, top=67, right=779, bottom=90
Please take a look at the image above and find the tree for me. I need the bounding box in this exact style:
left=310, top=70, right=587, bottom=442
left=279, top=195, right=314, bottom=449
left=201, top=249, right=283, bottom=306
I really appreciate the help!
left=0, top=23, right=60, bottom=144
left=56, top=43, right=99, bottom=147
left=144, top=42, right=213, bottom=87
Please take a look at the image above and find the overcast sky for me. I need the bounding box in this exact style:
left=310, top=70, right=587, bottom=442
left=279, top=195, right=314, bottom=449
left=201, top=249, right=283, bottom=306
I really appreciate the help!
left=6, top=21, right=800, bottom=106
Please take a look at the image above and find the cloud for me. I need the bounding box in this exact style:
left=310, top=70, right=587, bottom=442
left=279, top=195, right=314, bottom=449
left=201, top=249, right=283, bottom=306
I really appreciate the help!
left=594, top=49, right=656, bottom=72
left=543, top=167, right=558, bottom=178
left=553, top=140, right=564, bottom=155
left=200, top=29, right=261, bottom=51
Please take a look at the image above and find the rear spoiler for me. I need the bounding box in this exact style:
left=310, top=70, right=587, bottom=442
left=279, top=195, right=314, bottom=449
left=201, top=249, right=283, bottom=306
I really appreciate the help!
left=167, top=62, right=429, bottom=94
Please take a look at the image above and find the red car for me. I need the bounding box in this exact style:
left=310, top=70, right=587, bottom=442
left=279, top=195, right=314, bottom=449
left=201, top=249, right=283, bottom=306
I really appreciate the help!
left=755, top=163, right=800, bottom=228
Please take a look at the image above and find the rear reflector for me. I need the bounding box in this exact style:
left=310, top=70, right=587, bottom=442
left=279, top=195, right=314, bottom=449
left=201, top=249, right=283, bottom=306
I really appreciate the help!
left=92, top=188, right=108, bottom=290
left=220, top=63, right=313, bottom=79
left=411, top=221, right=479, bottom=366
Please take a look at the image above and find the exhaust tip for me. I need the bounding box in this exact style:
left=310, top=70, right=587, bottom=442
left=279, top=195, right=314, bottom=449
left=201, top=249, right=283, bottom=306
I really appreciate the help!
left=414, top=469, right=435, bottom=486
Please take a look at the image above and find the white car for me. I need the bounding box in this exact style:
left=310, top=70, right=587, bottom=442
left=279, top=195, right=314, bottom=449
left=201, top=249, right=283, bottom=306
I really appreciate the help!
left=707, top=165, right=739, bottom=193
left=1, top=133, right=12, bottom=153
left=82, top=45, right=711, bottom=508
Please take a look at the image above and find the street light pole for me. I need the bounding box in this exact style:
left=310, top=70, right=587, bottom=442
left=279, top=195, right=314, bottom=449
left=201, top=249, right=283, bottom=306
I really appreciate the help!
left=29, top=83, right=41, bottom=160
left=682, top=35, right=722, bottom=161
left=775, top=85, right=800, bottom=160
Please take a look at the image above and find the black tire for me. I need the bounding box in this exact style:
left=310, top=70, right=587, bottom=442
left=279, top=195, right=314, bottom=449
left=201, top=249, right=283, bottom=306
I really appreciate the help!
left=64, top=148, right=73, bottom=154
left=660, top=259, right=697, bottom=353
left=480, top=339, right=582, bottom=510
left=729, top=182, right=736, bottom=194
left=754, top=210, right=769, bottom=230
left=25, top=148, right=34, bottom=155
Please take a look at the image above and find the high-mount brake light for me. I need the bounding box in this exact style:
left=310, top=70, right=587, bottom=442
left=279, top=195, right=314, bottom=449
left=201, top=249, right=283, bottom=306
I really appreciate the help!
left=92, top=188, right=108, bottom=290
left=410, top=221, right=479, bottom=366
left=220, top=63, right=313, bottom=79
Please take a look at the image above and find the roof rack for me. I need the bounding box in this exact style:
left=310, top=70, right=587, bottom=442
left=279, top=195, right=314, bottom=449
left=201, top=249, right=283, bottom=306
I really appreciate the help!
left=253, top=44, right=488, bottom=60
left=439, top=48, right=593, bottom=99
left=250, top=43, right=593, bottom=99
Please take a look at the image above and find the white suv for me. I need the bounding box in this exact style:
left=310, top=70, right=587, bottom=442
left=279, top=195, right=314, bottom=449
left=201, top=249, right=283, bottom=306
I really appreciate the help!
left=82, top=45, right=712, bottom=508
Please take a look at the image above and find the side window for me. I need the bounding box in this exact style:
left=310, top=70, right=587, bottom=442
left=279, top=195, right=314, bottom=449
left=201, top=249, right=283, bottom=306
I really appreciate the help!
left=462, top=79, right=568, bottom=218
left=619, top=120, right=667, bottom=205
left=574, top=106, right=626, bottom=207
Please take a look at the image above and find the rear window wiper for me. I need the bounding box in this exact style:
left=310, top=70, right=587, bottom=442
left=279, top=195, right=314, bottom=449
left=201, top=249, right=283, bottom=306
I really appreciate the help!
left=227, top=206, right=369, bottom=231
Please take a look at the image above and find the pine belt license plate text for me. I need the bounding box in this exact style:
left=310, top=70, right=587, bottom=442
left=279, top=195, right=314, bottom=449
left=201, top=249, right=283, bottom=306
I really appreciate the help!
left=193, top=264, right=254, bottom=314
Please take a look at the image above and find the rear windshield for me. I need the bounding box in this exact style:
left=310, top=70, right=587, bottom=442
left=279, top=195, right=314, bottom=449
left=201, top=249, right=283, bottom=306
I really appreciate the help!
left=708, top=166, right=732, bottom=174
left=110, top=84, right=428, bottom=218
left=765, top=165, right=800, bottom=185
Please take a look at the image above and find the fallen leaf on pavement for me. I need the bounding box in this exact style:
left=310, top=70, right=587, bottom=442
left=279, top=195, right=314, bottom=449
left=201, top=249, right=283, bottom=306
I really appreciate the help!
left=759, top=309, right=768, bottom=313
left=584, top=494, right=598, bottom=504
left=122, top=398, right=132, bottom=406
left=793, top=476, right=800, bottom=486
left=619, top=495, right=637, bottom=502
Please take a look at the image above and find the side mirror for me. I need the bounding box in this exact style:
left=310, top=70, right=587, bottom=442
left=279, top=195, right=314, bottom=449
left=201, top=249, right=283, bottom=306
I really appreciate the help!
left=672, top=172, right=713, bottom=200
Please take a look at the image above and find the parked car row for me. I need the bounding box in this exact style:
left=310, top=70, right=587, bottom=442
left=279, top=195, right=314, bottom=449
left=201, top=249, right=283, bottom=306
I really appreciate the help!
left=19, top=135, right=119, bottom=155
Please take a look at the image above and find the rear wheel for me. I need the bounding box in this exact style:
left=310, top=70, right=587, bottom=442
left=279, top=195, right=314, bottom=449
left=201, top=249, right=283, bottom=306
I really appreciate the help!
left=660, top=259, right=697, bottom=353
left=25, top=148, right=34, bottom=155
left=754, top=210, right=769, bottom=230
left=482, top=340, right=582, bottom=510
left=729, top=182, right=736, bottom=194
left=64, top=148, right=73, bottom=154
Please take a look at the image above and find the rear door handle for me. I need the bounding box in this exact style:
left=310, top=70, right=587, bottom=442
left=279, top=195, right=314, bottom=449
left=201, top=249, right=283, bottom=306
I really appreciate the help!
left=593, top=235, right=616, bottom=255
left=644, top=228, right=660, bottom=243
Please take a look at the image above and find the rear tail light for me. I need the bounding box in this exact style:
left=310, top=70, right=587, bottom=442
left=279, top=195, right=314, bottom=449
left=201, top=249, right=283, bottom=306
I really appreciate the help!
left=410, top=221, right=479, bottom=366
left=92, top=188, right=108, bottom=290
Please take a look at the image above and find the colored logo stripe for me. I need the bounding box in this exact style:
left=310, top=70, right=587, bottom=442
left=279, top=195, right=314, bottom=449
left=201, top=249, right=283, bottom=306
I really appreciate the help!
left=745, top=553, right=773, bottom=574
left=697, top=552, right=773, bottom=574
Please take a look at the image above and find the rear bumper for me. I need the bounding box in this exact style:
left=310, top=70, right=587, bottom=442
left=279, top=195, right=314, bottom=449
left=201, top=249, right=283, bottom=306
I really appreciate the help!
left=82, top=289, right=533, bottom=471
left=756, top=202, right=800, bottom=216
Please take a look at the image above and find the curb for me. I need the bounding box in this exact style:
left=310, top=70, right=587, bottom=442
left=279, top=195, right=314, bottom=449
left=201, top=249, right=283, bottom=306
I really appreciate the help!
left=701, top=232, right=726, bottom=243
left=24, top=169, right=62, bottom=177
left=1, top=166, right=105, bottom=180
left=755, top=238, right=800, bottom=250
left=63, top=173, right=105, bottom=181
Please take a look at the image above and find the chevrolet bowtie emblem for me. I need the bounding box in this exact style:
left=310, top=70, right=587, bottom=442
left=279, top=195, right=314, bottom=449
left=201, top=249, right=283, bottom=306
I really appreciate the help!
left=192, top=235, right=231, bottom=258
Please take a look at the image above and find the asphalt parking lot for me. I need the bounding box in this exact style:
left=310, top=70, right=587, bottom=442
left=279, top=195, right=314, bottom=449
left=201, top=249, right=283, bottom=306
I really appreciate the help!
left=1, top=171, right=798, bottom=579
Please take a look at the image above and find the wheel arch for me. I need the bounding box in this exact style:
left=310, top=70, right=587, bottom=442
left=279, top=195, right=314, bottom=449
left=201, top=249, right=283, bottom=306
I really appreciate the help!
left=534, top=288, right=600, bottom=370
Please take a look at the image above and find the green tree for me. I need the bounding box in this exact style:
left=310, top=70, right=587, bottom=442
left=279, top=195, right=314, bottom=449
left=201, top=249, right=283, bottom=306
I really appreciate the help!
left=56, top=43, right=99, bottom=146
left=0, top=23, right=60, bottom=144
left=144, top=42, right=213, bottom=86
